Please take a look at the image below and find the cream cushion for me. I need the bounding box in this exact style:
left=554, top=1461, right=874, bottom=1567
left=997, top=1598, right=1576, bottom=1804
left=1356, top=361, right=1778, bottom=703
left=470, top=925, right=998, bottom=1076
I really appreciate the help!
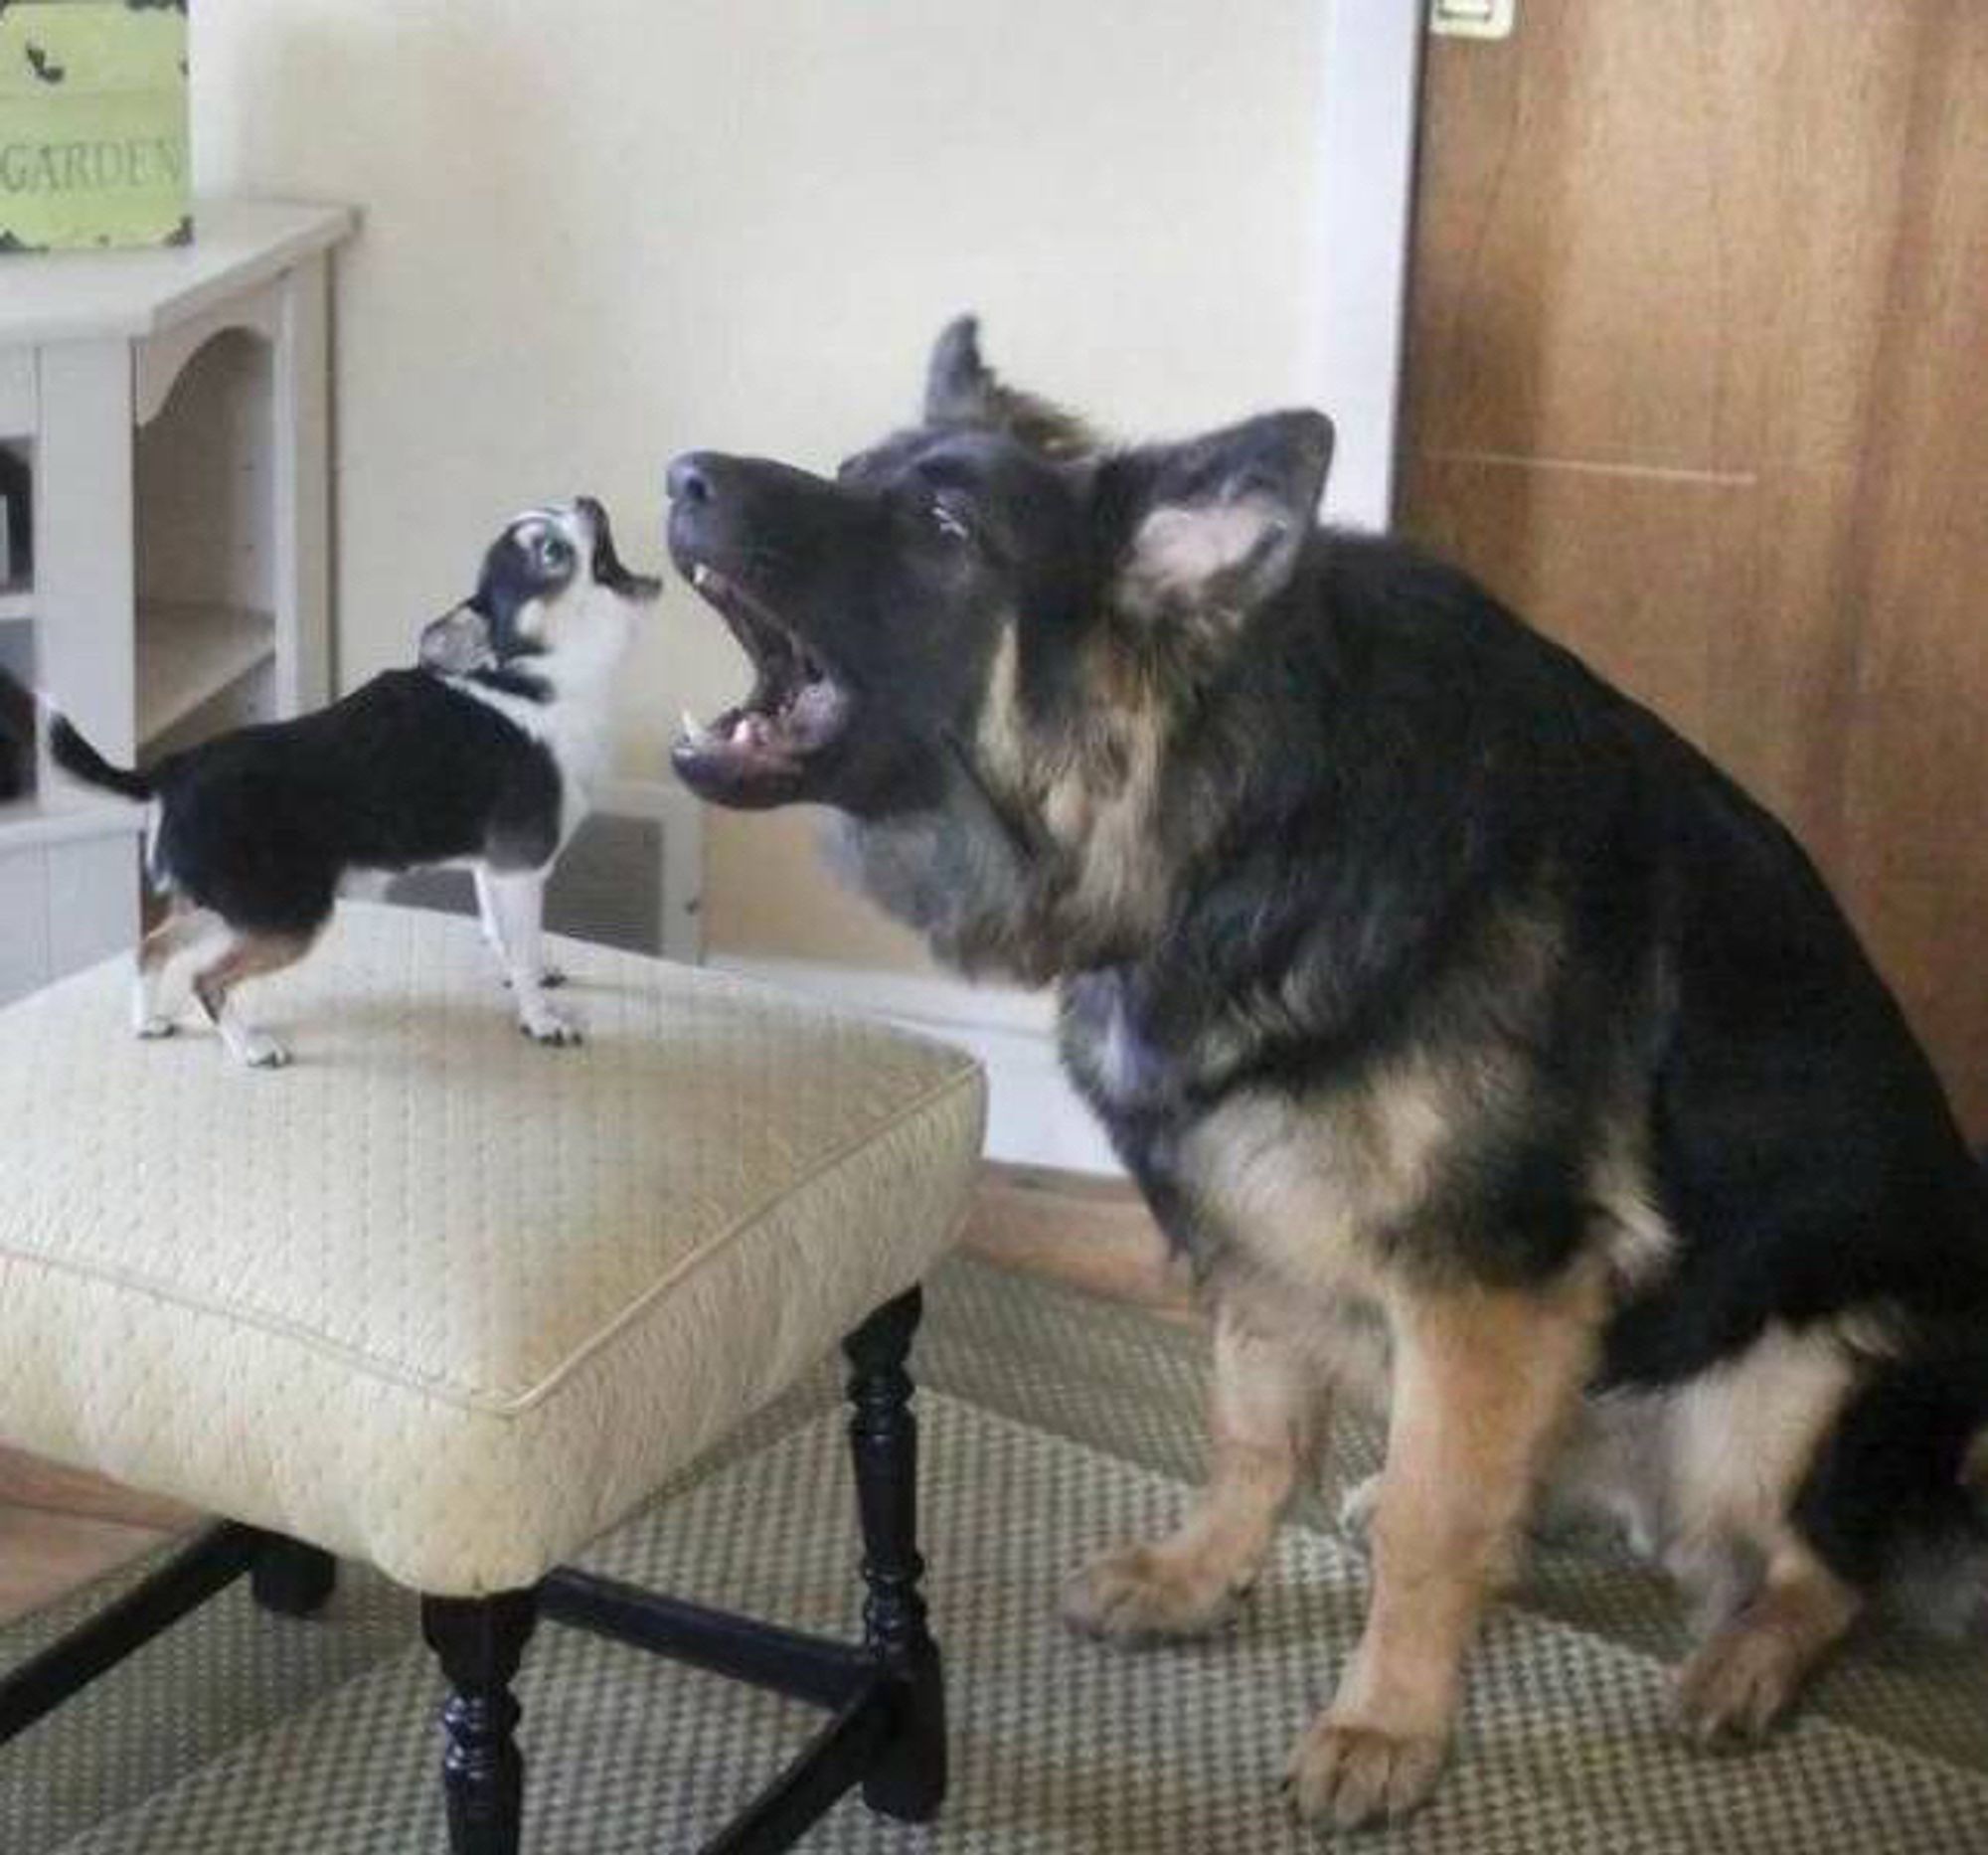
left=0, top=903, right=985, bottom=1596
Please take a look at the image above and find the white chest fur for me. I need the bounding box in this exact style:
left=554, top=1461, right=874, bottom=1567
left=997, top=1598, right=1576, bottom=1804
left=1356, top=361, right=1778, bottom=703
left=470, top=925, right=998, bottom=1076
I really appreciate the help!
left=447, top=674, right=616, bottom=849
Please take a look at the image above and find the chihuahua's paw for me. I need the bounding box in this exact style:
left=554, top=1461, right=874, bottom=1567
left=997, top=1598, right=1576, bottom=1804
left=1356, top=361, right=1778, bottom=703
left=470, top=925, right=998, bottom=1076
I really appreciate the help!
left=237, top=1031, right=293, bottom=1070
left=133, top=1015, right=178, bottom=1041
left=520, top=1007, right=582, bottom=1048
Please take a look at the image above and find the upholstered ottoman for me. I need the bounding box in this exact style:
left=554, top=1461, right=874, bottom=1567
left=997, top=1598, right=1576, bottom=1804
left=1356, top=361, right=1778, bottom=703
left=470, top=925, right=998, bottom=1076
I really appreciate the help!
left=0, top=904, right=985, bottom=1852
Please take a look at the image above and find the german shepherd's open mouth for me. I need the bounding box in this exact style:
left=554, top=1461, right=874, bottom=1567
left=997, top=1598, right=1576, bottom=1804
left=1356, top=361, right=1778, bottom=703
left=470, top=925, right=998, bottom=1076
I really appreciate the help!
left=670, top=560, right=853, bottom=805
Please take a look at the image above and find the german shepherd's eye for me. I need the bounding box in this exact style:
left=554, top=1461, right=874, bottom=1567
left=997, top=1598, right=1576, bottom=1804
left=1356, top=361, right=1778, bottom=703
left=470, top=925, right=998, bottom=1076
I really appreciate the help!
left=928, top=494, right=971, bottom=544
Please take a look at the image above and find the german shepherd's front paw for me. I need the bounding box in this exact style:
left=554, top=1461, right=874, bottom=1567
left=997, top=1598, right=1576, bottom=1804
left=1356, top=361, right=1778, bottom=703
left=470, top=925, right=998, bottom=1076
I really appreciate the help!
left=1282, top=1715, right=1447, bottom=1831
left=519, top=1006, right=582, bottom=1048
left=1059, top=1542, right=1245, bottom=1642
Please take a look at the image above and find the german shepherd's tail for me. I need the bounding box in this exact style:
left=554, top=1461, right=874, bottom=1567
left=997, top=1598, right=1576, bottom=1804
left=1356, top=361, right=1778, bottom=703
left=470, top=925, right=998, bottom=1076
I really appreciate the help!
left=1883, top=1380, right=1988, bottom=1640
left=1883, top=1151, right=1988, bottom=1638
left=48, top=712, right=153, bottom=801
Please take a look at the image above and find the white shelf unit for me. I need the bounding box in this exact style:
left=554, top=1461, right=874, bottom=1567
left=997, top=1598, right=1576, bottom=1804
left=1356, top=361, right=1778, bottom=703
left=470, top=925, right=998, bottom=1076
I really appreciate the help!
left=135, top=600, right=274, bottom=750
left=0, top=199, right=354, bottom=1008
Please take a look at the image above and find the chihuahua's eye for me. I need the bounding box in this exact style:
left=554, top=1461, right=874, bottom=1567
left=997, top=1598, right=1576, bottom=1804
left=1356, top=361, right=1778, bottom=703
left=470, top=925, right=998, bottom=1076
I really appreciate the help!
left=536, top=535, right=573, bottom=572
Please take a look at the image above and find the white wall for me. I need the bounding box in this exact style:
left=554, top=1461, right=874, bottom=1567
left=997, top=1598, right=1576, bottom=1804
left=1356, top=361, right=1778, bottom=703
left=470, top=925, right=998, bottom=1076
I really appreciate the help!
left=189, top=0, right=1402, bottom=970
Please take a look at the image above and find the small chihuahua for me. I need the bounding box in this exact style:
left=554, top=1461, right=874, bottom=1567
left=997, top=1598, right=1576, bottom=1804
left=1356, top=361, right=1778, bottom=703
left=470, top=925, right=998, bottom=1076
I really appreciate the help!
left=51, top=497, right=659, bottom=1067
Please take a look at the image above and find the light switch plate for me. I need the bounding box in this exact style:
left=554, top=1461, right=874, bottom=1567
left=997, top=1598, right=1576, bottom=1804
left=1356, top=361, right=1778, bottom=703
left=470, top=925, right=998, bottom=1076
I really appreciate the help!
left=1430, top=0, right=1516, bottom=40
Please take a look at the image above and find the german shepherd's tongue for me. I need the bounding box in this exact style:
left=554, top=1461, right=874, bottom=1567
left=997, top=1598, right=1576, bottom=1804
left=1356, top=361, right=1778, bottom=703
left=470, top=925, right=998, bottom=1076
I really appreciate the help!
left=673, top=564, right=852, bottom=795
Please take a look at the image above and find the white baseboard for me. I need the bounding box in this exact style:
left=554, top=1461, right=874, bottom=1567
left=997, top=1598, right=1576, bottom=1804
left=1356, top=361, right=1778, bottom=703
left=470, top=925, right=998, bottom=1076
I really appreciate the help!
left=707, top=952, right=1123, bottom=1177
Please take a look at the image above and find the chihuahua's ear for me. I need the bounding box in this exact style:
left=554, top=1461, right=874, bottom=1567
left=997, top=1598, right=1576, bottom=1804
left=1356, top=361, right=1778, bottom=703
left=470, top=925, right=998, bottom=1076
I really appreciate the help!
left=416, top=604, right=496, bottom=675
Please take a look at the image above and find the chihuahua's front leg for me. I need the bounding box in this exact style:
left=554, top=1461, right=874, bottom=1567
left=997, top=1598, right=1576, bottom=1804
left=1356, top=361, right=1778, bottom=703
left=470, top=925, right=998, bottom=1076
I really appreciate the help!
left=480, top=866, right=580, bottom=1045
left=475, top=865, right=566, bottom=990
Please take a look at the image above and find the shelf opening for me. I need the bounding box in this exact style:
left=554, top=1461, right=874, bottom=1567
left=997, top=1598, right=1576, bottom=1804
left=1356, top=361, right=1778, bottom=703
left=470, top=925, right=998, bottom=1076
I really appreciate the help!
left=0, top=438, right=31, bottom=615
left=135, top=325, right=276, bottom=760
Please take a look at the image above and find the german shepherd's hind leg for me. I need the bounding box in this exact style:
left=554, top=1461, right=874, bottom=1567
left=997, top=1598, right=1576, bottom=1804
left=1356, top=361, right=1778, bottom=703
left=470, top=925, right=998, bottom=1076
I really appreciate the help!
left=1674, top=1540, right=1859, bottom=1745
left=480, top=867, right=580, bottom=1046
left=1063, top=1295, right=1330, bottom=1641
left=192, top=929, right=316, bottom=1068
left=133, top=904, right=219, bottom=1038
left=1286, top=1266, right=1603, bottom=1832
left=1659, top=1325, right=1867, bottom=1744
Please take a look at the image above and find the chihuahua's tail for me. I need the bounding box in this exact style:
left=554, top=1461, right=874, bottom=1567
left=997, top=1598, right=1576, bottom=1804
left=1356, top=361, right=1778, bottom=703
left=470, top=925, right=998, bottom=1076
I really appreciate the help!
left=49, top=713, right=152, bottom=801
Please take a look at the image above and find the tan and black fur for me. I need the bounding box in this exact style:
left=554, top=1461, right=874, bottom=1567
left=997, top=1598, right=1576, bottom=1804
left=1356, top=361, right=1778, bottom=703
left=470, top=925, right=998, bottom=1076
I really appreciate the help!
left=665, top=319, right=1988, bottom=1830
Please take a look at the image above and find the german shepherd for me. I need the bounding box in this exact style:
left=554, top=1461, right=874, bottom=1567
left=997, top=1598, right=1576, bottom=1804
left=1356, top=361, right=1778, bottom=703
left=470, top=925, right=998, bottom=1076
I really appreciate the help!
left=665, top=320, right=1988, bottom=1830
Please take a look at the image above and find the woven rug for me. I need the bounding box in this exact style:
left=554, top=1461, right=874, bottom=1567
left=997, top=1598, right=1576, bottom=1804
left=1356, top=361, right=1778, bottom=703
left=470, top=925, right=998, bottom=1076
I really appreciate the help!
left=4, top=1256, right=1986, bottom=1852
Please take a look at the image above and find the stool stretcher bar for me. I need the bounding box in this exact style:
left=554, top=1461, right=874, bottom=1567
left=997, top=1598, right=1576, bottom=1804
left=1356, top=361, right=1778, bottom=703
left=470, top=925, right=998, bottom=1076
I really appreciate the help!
left=0, top=1521, right=270, bottom=1748
left=539, top=1567, right=879, bottom=1710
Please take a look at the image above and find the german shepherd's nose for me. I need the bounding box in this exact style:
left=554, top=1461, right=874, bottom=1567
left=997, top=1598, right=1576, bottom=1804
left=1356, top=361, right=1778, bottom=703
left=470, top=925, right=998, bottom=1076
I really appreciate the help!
left=667, top=451, right=857, bottom=582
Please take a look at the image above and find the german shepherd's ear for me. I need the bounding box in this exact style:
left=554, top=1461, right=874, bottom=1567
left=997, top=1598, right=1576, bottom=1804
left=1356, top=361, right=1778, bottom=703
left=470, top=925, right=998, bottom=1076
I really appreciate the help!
left=923, top=315, right=1100, bottom=459
left=1110, top=410, right=1334, bottom=627
left=416, top=603, right=497, bottom=675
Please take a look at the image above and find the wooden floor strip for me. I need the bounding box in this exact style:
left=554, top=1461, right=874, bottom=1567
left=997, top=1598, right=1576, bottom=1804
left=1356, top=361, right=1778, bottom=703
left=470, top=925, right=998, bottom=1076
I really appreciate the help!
left=0, top=1162, right=1190, bottom=1621
left=0, top=1508, right=177, bottom=1627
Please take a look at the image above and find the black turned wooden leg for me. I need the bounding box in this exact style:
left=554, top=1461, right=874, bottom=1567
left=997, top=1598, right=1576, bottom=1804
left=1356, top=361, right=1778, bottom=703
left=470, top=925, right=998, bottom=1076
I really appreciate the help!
left=421, top=1591, right=539, bottom=1855
left=250, top=1538, right=337, bottom=1617
left=843, top=1285, right=946, bottom=1822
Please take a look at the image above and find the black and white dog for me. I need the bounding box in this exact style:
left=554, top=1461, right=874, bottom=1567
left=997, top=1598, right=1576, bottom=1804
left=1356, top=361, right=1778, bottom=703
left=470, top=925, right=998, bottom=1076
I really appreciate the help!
left=50, top=497, right=658, bottom=1067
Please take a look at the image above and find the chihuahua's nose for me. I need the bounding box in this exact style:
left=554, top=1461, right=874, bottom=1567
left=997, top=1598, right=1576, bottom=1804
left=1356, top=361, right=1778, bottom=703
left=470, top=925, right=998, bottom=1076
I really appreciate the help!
left=666, top=452, right=718, bottom=507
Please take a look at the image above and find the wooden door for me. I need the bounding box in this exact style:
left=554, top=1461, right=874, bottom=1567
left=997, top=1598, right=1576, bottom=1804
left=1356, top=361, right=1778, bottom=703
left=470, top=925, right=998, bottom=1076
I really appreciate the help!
left=1400, top=0, right=1988, bottom=1134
